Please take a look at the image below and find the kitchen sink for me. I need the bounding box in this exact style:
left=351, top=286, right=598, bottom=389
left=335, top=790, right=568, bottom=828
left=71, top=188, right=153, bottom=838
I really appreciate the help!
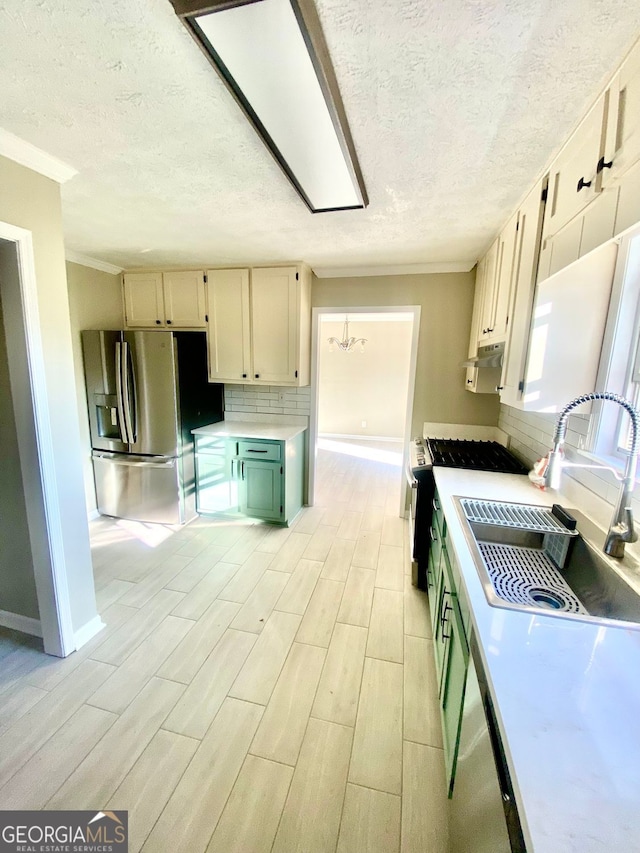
left=455, top=498, right=640, bottom=629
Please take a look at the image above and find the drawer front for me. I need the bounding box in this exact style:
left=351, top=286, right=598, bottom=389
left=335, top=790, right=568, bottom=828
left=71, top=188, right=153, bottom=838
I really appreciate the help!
left=237, top=440, right=281, bottom=461
left=432, top=492, right=446, bottom=538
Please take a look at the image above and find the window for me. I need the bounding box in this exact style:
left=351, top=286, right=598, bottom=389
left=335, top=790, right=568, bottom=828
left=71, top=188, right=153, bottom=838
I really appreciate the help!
left=589, top=226, right=640, bottom=467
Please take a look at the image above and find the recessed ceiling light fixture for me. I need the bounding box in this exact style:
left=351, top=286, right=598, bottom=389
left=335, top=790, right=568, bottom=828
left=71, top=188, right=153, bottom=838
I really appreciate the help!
left=170, top=0, right=368, bottom=213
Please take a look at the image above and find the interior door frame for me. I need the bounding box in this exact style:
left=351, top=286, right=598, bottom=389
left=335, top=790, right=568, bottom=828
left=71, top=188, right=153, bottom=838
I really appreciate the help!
left=0, top=220, right=76, bottom=656
left=308, top=304, right=421, bottom=516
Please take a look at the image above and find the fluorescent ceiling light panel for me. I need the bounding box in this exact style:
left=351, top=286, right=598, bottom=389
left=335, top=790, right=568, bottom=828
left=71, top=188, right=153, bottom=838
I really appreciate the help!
left=171, top=0, right=367, bottom=213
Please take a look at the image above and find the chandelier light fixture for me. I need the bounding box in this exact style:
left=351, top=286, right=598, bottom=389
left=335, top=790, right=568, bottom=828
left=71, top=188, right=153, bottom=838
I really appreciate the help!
left=328, top=316, right=367, bottom=352
left=169, top=0, right=368, bottom=213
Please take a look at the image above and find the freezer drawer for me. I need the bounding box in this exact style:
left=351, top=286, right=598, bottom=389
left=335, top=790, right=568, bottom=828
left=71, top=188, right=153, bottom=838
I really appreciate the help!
left=92, top=452, right=185, bottom=524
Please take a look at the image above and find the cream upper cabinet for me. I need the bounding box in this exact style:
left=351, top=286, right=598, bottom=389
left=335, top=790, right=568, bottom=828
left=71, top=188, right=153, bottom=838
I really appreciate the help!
left=163, top=271, right=206, bottom=328
left=465, top=257, right=486, bottom=392
left=477, top=238, right=499, bottom=341
left=206, top=268, right=251, bottom=383
left=500, top=179, right=547, bottom=407
left=251, top=266, right=299, bottom=384
left=205, top=264, right=311, bottom=386
left=123, top=272, right=165, bottom=327
left=544, top=96, right=606, bottom=242
left=490, top=211, right=519, bottom=343
left=124, top=271, right=206, bottom=329
left=602, top=40, right=640, bottom=189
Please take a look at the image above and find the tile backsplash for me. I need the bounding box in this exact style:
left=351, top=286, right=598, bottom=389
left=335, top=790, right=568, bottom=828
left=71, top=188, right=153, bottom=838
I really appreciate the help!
left=499, top=403, right=631, bottom=522
left=224, top=384, right=311, bottom=417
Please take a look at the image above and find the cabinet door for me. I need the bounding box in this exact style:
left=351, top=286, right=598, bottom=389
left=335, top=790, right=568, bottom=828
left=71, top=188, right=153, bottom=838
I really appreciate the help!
left=543, top=96, right=605, bottom=239
left=478, top=240, right=499, bottom=341
left=488, top=212, right=519, bottom=342
left=251, top=267, right=299, bottom=384
left=500, top=180, right=546, bottom=407
left=123, top=273, right=164, bottom=328
left=440, top=596, right=469, bottom=793
left=206, top=269, right=251, bottom=383
left=602, top=41, right=640, bottom=190
left=195, top=440, right=235, bottom=513
left=163, top=271, right=206, bottom=328
left=433, top=548, right=452, bottom=693
left=239, top=459, right=282, bottom=521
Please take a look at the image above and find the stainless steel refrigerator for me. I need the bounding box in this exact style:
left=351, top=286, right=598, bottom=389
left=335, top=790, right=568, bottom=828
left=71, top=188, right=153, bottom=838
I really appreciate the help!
left=82, top=330, right=224, bottom=525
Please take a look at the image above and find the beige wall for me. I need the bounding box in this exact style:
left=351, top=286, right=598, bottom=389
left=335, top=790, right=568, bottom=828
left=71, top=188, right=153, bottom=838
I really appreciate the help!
left=319, top=318, right=412, bottom=438
left=0, top=154, right=98, bottom=641
left=66, top=261, right=123, bottom=513
left=312, top=272, right=500, bottom=438
left=0, top=244, right=39, bottom=619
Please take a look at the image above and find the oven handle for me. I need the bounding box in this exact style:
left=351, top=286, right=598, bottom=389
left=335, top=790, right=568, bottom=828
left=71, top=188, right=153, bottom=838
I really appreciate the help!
left=405, top=464, right=418, bottom=488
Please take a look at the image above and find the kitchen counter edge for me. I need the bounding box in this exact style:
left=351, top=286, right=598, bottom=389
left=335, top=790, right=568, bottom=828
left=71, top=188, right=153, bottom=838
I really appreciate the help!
left=433, top=466, right=640, bottom=853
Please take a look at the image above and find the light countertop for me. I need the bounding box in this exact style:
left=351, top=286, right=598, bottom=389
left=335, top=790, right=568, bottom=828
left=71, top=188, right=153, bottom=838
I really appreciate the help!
left=434, top=467, right=640, bottom=853
left=192, top=420, right=306, bottom=442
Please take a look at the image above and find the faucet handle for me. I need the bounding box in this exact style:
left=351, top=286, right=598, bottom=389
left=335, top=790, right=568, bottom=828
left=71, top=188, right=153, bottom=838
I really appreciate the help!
left=624, top=507, right=638, bottom=543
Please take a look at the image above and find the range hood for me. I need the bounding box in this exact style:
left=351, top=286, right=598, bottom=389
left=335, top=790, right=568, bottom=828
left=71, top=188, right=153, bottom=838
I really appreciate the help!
left=462, top=342, right=505, bottom=369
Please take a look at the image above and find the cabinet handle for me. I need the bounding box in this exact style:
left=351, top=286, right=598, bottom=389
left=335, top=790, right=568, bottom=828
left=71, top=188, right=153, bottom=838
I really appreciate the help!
left=247, top=449, right=268, bottom=453
left=155, top=319, right=162, bottom=325
left=576, top=176, right=592, bottom=192
left=440, top=597, right=452, bottom=641
left=597, top=156, right=613, bottom=173
left=241, top=461, right=245, bottom=479
left=496, top=385, right=504, bottom=391
left=466, top=379, right=473, bottom=384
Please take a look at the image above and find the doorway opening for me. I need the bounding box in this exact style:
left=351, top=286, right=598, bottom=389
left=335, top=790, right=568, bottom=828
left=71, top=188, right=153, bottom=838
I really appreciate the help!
left=309, top=306, right=420, bottom=514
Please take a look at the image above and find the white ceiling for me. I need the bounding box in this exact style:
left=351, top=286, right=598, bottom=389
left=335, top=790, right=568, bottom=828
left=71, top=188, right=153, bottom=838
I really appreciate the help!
left=1, top=0, right=640, bottom=274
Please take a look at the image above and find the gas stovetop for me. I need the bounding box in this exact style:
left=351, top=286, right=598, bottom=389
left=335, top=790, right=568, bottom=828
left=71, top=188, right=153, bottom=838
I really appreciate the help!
left=425, top=438, right=527, bottom=475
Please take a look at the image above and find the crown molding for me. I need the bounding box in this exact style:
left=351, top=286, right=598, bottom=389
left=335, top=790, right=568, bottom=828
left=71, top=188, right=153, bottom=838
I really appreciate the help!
left=0, top=128, right=77, bottom=184
left=65, top=250, right=123, bottom=275
left=312, top=261, right=474, bottom=278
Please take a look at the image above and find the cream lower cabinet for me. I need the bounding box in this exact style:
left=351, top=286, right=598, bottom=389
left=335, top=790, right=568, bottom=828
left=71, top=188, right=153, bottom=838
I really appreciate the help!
left=206, top=264, right=311, bottom=386
left=123, top=271, right=206, bottom=329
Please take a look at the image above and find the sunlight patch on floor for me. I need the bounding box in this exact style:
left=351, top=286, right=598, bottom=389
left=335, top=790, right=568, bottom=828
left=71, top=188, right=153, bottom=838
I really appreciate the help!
left=317, top=437, right=403, bottom=466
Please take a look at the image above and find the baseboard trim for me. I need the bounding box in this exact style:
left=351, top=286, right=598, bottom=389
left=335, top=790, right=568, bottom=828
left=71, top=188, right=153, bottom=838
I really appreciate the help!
left=0, top=609, right=43, bottom=638
left=87, top=509, right=100, bottom=521
left=74, top=615, right=105, bottom=651
left=318, top=433, right=403, bottom=443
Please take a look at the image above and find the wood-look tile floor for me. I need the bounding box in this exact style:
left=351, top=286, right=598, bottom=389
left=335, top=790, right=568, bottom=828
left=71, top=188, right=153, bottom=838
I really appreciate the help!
left=0, top=439, right=449, bottom=853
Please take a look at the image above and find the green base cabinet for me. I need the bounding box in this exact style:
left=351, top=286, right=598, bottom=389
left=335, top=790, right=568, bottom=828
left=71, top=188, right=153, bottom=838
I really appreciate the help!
left=195, top=430, right=305, bottom=525
left=427, top=486, right=471, bottom=795
left=238, top=458, right=283, bottom=521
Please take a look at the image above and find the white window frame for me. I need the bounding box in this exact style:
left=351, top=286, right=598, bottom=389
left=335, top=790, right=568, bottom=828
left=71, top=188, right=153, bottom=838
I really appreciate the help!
left=588, top=226, right=640, bottom=471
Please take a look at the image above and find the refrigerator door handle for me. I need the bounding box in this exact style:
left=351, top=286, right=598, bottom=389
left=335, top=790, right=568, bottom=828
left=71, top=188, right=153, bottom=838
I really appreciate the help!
left=121, top=341, right=137, bottom=444
left=92, top=451, right=176, bottom=469
left=115, top=342, right=129, bottom=444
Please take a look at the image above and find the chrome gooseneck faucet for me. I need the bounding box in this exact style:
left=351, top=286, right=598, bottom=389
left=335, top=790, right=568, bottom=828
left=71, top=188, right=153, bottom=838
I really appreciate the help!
left=544, top=392, right=640, bottom=558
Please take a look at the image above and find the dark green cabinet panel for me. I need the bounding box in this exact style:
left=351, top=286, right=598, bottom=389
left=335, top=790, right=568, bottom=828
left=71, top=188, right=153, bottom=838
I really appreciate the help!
left=239, top=458, right=282, bottom=521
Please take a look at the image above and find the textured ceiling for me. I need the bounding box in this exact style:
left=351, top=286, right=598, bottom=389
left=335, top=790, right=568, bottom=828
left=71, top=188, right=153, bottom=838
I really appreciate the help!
left=1, top=0, right=640, bottom=272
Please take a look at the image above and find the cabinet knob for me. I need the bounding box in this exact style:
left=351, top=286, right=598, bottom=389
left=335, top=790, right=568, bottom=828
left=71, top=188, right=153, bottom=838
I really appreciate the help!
left=166, top=319, right=172, bottom=325
left=496, top=385, right=504, bottom=391
left=576, top=176, right=592, bottom=192
left=242, top=373, right=247, bottom=378
left=466, top=379, right=473, bottom=384
left=255, top=374, right=260, bottom=379
left=155, top=320, right=161, bottom=325
left=597, top=156, right=613, bottom=173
